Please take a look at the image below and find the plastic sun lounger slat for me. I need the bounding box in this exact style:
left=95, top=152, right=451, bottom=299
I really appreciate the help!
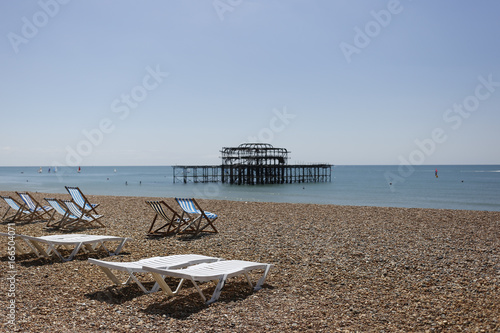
left=88, top=254, right=222, bottom=293
left=143, top=260, right=273, bottom=304
left=17, top=234, right=129, bottom=262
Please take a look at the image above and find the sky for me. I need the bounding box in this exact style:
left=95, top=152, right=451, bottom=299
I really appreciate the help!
left=1, top=0, right=499, bottom=166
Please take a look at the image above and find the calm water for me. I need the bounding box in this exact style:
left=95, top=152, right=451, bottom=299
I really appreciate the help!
left=1, top=165, right=499, bottom=211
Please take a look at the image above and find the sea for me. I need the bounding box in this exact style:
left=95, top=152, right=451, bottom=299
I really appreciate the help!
left=1, top=165, right=499, bottom=212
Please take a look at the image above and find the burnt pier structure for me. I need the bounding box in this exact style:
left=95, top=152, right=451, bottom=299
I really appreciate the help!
left=173, top=143, right=332, bottom=185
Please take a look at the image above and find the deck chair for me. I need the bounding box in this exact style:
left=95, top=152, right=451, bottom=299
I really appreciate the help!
left=65, top=186, right=100, bottom=215
left=1, top=195, right=33, bottom=223
left=44, top=198, right=79, bottom=229
left=145, top=200, right=194, bottom=236
left=175, top=198, right=218, bottom=236
left=142, top=260, right=273, bottom=304
left=88, top=254, right=222, bottom=293
left=17, top=192, right=53, bottom=221
left=15, top=233, right=129, bottom=262
left=62, top=200, right=105, bottom=230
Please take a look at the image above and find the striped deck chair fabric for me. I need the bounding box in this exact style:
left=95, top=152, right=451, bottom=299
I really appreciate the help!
left=1, top=195, right=33, bottom=222
left=62, top=200, right=105, bottom=230
left=44, top=198, right=78, bottom=229
left=145, top=200, right=192, bottom=236
left=17, top=192, right=53, bottom=222
left=175, top=198, right=218, bottom=236
left=65, top=186, right=100, bottom=214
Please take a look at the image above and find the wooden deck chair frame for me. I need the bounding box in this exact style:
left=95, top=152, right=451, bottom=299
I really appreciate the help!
left=62, top=200, right=105, bottom=230
left=16, top=192, right=53, bottom=222
left=88, top=254, right=222, bottom=293
left=143, top=260, right=273, bottom=304
left=44, top=198, right=79, bottom=229
left=145, top=200, right=194, bottom=236
left=1, top=195, right=33, bottom=223
left=65, top=186, right=100, bottom=215
left=175, top=198, right=218, bottom=236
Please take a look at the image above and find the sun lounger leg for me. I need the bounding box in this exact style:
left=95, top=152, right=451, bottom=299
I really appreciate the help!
left=110, top=239, right=127, bottom=255
left=44, top=243, right=65, bottom=261
left=13, top=240, right=26, bottom=255
left=151, top=272, right=178, bottom=297
left=99, top=266, right=123, bottom=286
left=150, top=282, right=160, bottom=293
left=64, top=243, right=83, bottom=261
left=254, top=264, right=272, bottom=291
left=20, top=238, right=40, bottom=256
left=186, top=278, right=207, bottom=303
left=97, top=241, right=109, bottom=253
left=27, top=240, right=51, bottom=258
left=206, top=274, right=229, bottom=305
left=83, top=243, right=94, bottom=253
left=147, top=275, right=182, bottom=294
left=243, top=272, right=254, bottom=288
left=126, top=270, right=153, bottom=294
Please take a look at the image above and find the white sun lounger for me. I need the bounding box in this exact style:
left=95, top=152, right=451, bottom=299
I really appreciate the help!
left=13, top=234, right=129, bottom=262
left=0, top=232, right=38, bottom=256
left=88, top=254, right=222, bottom=293
left=142, top=260, right=273, bottom=304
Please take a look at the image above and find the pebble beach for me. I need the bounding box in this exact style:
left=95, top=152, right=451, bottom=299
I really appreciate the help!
left=1, top=191, right=499, bottom=332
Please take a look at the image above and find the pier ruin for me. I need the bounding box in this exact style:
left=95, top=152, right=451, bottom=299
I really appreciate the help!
left=173, top=143, right=332, bottom=185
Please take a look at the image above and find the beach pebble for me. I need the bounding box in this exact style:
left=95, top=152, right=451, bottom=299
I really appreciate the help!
left=1, top=191, right=498, bottom=332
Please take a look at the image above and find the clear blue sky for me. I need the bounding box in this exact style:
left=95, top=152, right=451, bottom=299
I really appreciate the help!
left=1, top=0, right=499, bottom=166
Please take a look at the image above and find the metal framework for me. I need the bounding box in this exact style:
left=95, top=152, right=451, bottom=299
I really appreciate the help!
left=173, top=143, right=332, bottom=185
left=173, top=165, right=221, bottom=184
left=220, top=143, right=289, bottom=166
